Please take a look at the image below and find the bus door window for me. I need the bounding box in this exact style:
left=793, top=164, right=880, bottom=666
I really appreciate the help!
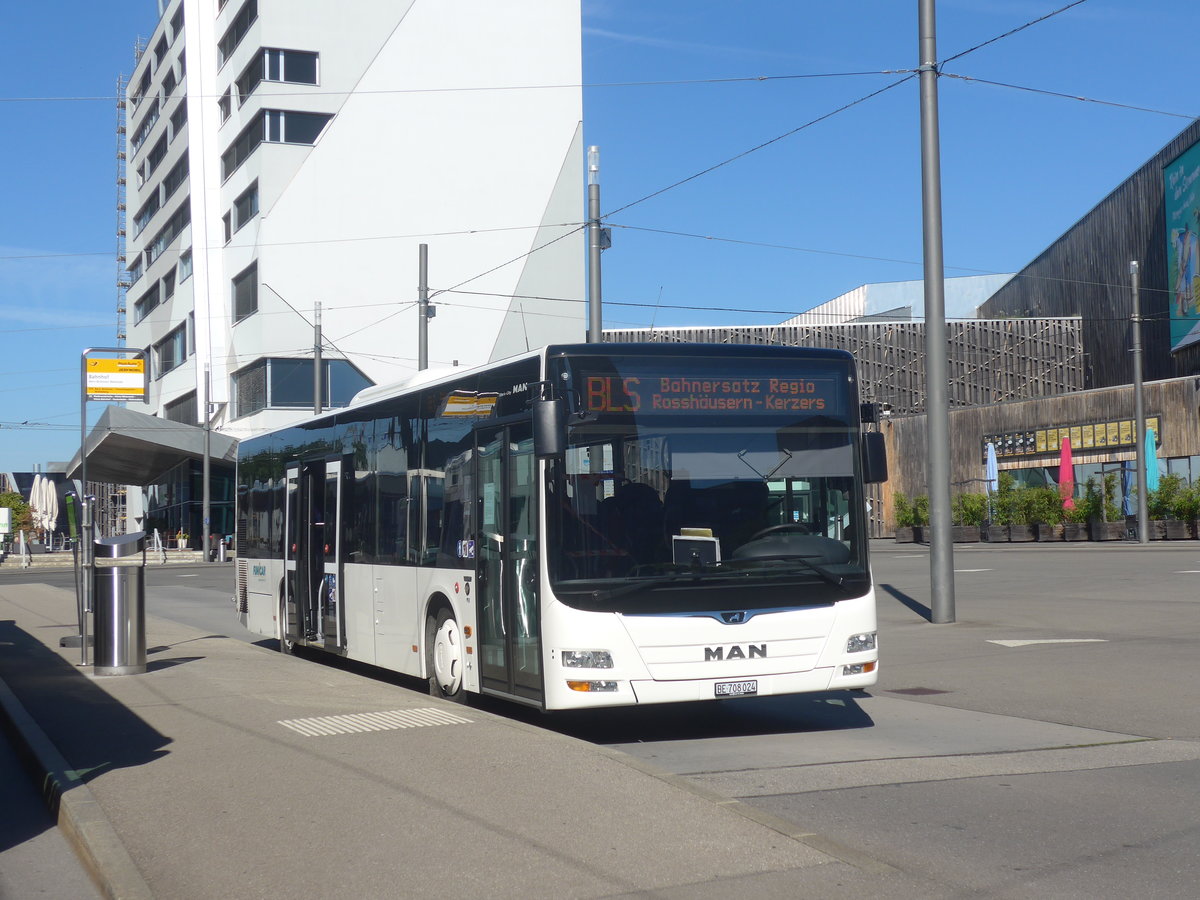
left=509, top=433, right=539, bottom=688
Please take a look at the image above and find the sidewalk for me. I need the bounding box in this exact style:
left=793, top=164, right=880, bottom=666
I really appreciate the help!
left=0, top=582, right=857, bottom=899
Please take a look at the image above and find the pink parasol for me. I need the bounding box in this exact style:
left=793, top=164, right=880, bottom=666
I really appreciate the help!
left=1058, top=437, right=1075, bottom=510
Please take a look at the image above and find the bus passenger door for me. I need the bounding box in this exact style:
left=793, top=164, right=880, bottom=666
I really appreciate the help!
left=320, top=459, right=344, bottom=651
left=476, top=424, right=542, bottom=703
left=283, top=464, right=300, bottom=646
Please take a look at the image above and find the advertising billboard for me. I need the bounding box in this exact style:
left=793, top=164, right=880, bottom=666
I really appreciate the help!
left=1165, top=139, right=1200, bottom=351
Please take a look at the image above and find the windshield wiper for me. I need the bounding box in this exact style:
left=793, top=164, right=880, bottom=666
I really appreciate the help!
left=721, top=554, right=851, bottom=592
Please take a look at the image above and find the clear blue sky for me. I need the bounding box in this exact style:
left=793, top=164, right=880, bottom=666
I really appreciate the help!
left=2, top=1, right=1196, bottom=470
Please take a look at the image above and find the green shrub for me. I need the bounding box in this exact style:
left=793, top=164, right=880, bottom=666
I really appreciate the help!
left=1148, top=472, right=1186, bottom=519
left=1027, top=487, right=1066, bottom=524
left=1081, top=474, right=1121, bottom=523
left=952, top=492, right=988, bottom=526
left=894, top=492, right=916, bottom=528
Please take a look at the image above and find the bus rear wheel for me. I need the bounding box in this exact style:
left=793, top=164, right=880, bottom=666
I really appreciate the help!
left=427, top=607, right=465, bottom=703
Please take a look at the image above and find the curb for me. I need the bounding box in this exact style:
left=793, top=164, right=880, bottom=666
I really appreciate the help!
left=0, top=675, right=154, bottom=900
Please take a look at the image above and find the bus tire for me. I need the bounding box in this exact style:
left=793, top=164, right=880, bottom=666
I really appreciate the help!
left=279, top=590, right=294, bottom=655
left=427, top=606, right=465, bottom=703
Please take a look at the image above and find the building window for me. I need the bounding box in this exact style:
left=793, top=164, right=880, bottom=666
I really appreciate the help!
left=169, top=5, right=184, bottom=42
left=265, top=109, right=331, bottom=144
left=127, top=257, right=144, bottom=288
left=145, top=134, right=168, bottom=179
left=162, top=155, right=188, bottom=201
left=178, top=249, right=192, bottom=282
left=223, top=212, right=232, bottom=244
left=147, top=202, right=190, bottom=265
left=163, top=268, right=176, bottom=300
left=131, top=99, right=160, bottom=153
left=154, top=35, right=168, bottom=66
left=221, top=109, right=331, bottom=180
left=232, top=262, right=258, bottom=322
left=267, top=48, right=318, bottom=84
left=155, top=322, right=188, bottom=377
left=133, top=191, right=162, bottom=238
left=133, top=283, right=161, bottom=324
left=219, top=89, right=231, bottom=124
left=233, top=181, right=258, bottom=232
left=164, top=390, right=197, bottom=426
left=221, top=114, right=261, bottom=179
left=231, top=357, right=372, bottom=418
left=217, top=0, right=258, bottom=67
left=168, top=102, right=187, bottom=141
left=161, top=67, right=178, bottom=97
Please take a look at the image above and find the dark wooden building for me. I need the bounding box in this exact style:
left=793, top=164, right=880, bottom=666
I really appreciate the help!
left=980, top=119, right=1200, bottom=388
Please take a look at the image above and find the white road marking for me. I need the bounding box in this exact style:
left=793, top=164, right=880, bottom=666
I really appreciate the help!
left=279, top=707, right=472, bottom=737
left=988, top=639, right=1107, bottom=648
left=955, top=568, right=992, bottom=573
left=176, top=574, right=199, bottom=577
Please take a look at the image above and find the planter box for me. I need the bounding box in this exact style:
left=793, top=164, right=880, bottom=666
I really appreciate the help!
left=1063, top=523, right=1089, bottom=541
left=1163, top=519, right=1190, bottom=540
left=894, top=526, right=914, bottom=543
left=1033, top=523, right=1064, bottom=542
left=1008, top=524, right=1035, bottom=542
left=1088, top=521, right=1125, bottom=541
left=952, top=525, right=982, bottom=543
left=913, top=526, right=928, bottom=544
left=984, top=525, right=1009, bottom=542
left=1147, top=520, right=1167, bottom=541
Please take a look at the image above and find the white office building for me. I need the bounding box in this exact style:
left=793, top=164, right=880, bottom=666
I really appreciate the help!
left=95, top=0, right=585, bottom=538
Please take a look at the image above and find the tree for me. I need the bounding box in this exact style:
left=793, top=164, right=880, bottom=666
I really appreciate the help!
left=0, top=491, right=34, bottom=536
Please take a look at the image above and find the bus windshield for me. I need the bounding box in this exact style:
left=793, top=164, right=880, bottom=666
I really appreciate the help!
left=546, top=352, right=871, bottom=613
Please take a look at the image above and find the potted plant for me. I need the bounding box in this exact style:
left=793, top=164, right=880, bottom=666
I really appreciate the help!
left=1086, top=474, right=1124, bottom=541
left=951, top=492, right=987, bottom=542
left=1179, top=480, right=1200, bottom=539
left=911, top=495, right=931, bottom=543
left=1029, top=487, right=1065, bottom=541
left=1007, top=486, right=1037, bottom=542
left=1148, top=473, right=1188, bottom=540
left=893, top=492, right=916, bottom=542
left=986, top=472, right=1015, bottom=542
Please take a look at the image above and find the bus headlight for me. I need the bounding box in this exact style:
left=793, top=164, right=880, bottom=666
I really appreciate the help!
left=846, top=632, right=877, bottom=653
left=562, top=650, right=614, bottom=669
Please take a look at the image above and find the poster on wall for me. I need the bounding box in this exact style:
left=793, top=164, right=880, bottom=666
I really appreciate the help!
left=1165, top=139, right=1200, bottom=351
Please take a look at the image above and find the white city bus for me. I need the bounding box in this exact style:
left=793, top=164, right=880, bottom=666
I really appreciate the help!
left=235, top=343, right=887, bottom=710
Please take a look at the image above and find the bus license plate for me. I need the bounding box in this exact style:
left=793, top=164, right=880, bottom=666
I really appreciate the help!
left=715, top=679, right=758, bottom=697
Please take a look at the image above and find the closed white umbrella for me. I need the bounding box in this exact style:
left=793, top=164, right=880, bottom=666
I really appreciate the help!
left=28, top=475, right=44, bottom=539
left=43, top=479, right=59, bottom=545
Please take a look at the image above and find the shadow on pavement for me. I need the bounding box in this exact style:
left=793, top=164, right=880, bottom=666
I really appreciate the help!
left=0, top=619, right=171, bottom=853
left=880, top=582, right=933, bottom=622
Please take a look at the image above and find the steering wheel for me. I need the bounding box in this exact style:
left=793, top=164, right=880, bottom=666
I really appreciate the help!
left=747, top=523, right=811, bottom=541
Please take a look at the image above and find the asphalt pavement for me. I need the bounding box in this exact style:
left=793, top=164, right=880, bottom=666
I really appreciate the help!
left=3, top=540, right=1200, bottom=899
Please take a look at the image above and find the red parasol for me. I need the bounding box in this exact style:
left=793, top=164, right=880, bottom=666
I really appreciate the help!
left=1058, top=437, right=1075, bottom=510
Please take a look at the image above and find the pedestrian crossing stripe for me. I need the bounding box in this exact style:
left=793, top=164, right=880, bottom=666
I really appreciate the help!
left=987, top=639, right=1107, bottom=648
left=278, top=708, right=472, bottom=736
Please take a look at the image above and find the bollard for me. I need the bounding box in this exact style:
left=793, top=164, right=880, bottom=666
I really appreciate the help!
left=93, top=532, right=147, bottom=676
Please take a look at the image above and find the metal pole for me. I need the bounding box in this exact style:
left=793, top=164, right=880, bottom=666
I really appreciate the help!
left=919, top=0, right=955, bottom=624
left=418, top=243, right=429, bottom=370
left=203, top=363, right=212, bottom=561
left=587, top=145, right=603, bottom=343
left=313, top=302, right=323, bottom=415
left=1131, top=261, right=1148, bottom=543
left=80, top=495, right=94, bottom=667
left=79, top=352, right=92, bottom=661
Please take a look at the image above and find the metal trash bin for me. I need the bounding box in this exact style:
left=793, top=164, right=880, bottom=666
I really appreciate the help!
left=93, top=531, right=147, bottom=676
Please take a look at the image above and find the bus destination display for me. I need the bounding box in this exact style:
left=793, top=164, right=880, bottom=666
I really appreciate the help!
left=583, top=374, right=840, bottom=415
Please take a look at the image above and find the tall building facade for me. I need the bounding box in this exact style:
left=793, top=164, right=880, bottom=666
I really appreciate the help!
left=120, top=0, right=585, bottom=538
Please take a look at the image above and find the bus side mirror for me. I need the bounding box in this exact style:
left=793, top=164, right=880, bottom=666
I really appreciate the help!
left=533, top=398, right=567, bottom=459
left=862, top=431, right=888, bottom=484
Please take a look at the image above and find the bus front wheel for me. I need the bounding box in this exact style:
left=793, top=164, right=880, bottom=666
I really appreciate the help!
left=427, top=607, right=465, bottom=703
